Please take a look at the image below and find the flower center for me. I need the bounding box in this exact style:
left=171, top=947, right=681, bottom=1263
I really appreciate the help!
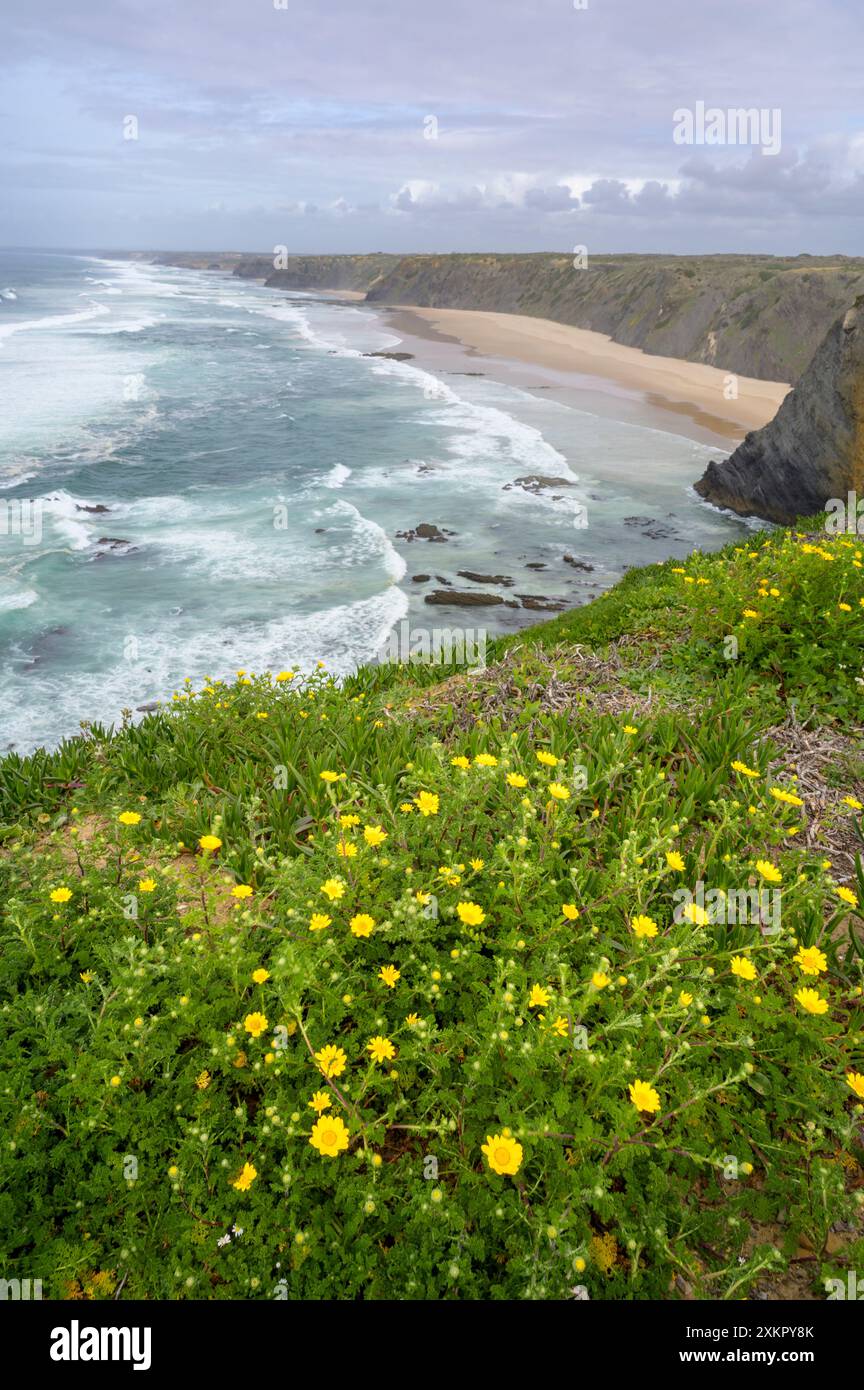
left=494, top=1146, right=510, bottom=1166
left=322, top=1130, right=337, bottom=1148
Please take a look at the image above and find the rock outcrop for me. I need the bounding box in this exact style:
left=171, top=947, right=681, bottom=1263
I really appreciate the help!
left=694, top=299, right=864, bottom=524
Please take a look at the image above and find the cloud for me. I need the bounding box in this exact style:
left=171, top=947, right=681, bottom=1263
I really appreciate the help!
left=2, top=0, right=863, bottom=251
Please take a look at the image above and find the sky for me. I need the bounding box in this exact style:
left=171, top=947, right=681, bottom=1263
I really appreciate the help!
left=3, top=0, right=863, bottom=255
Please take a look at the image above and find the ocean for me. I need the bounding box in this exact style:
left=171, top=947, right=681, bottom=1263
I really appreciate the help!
left=0, top=250, right=751, bottom=753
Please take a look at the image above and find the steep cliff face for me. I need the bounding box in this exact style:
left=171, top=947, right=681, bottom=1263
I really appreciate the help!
left=234, top=253, right=402, bottom=292
left=365, top=253, right=864, bottom=384
left=133, top=250, right=864, bottom=385
left=694, top=299, right=864, bottom=524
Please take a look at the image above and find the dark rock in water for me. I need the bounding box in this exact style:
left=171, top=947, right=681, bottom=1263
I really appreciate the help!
left=563, top=554, right=595, bottom=572
left=517, top=594, right=568, bottom=611
left=503, top=474, right=575, bottom=495
left=395, top=522, right=455, bottom=543
left=94, top=537, right=139, bottom=557
left=365, top=350, right=414, bottom=361
left=694, top=298, right=864, bottom=524
left=411, top=573, right=431, bottom=583
left=425, top=589, right=504, bottom=607
left=623, top=516, right=677, bottom=541
left=434, top=575, right=452, bottom=585
left=450, top=371, right=485, bottom=377
left=136, top=701, right=160, bottom=713
left=76, top=503, right=111, bottom=514
left=457, top=570, right=514, bottom=586
left=525, top=562, right=547, bottom=570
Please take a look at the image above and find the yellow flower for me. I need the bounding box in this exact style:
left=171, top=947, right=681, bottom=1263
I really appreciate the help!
left=315, top=1043, right=348, bottom=1078
left=842, top=795, right=863, bottom=811
left=320, top=770, right=341, bottom=783
left=546, top=1015, right=569, bottom=1037
left=562, top=903, right=580, bottom=920
left=363, top=825, right=388, bottom=847
left=321, top=878, right=345, bottom=901
left=528, top=984, right=550, bottom=1008
left=665, top=851, right=685, bottom=871
left=349, top=913, right=375, bottom=938
left=367, top=1035, right=396, bottom=1064
left=470, top=858, right=484, bottom=871
left=275, top=670, right=295, bottom=682
left=678, top=991, right=693, bottom=1006
left=474, top=753, right=498, bottom=767
left=378, top=964, right=401, bottom=989
left=731, top=760, right=760, bottom=778
left=118, top=811, right=142, bottom=826
left=682, top=902, right=709, bottom=926
left=794, top=988, right=828, bottom=1015
left=548, top=782, right=570, bottom=800
left=336, top=840, right=358, bottom=858
left=769, top=787, right=804, bottom=807
left=535, top=750, right=559, bottom=767
left=845, top=1072, right=864, bottom=1100
left=622, top=725, right=638, bottom=735
left=592, top=972, right=611, bottom=989
left=731, top=956, right=757, bottom=982
left=457, top=901, right=486, bottom=926
left=755, top=859, right=782, bottom=884
left=309, top=1091, right=332, bottom=1113
left=49, top=887, right=73, bottom=903
left=340, top=813, right=361, bottom=828
left=232, top=884, right=253, bottom=899
left=243, top=1011, right=269, bottom=1039
left=399, top=801, right=415, bottom=813
left=309, top=1115, right=350, bottom=1158
left=793, top=946, right=827, bottom=976
left=110, top=1075, right=121, bottom=1087
left=309, top=913, right=331, bottom=932
left=506, top=773, right=528, bottom=788
left=405, top=1012, right=421, bottom=1026
left=629, top=1079, right=661, bottom=1113
left=252, top=968, right=270, bottom=984
left=138, top=878, right=156, bottom=893
left=837, top=886, right=859, bottom=908
left=631, top=914, right=658, bottom=938
left=414, top=791, right=439, bottom=817
left=482, top=1132, right=523, bottom=1175
left=199, top=834, right=222, bottom=852
left=195, top=1070, right=211, bottom=1090
left=231, top=1162, right=257, bottom=1192
left=451, top=756, right=470, bottom=769
left=79, top=971, right=93, bottom=983
left=742, top=609, right=760, bottom=619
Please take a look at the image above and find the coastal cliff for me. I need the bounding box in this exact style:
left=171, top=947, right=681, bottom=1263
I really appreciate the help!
left=694, top=298, right=864, bottom=524
left=134, top=250, right=864, bottom=386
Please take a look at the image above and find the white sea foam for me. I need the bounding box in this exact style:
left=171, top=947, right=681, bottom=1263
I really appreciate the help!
left=0, top=301, right=111, bottom=345
left=322, top=463, right=352, bottom=489
left=0, top=586, right=38, bottom=611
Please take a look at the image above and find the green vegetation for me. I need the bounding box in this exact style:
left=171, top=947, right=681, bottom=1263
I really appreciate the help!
left=1, top=524, right=863, bottom=1300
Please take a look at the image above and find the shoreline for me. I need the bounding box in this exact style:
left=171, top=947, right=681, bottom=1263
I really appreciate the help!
left=376, top=304, right=791, bottom=445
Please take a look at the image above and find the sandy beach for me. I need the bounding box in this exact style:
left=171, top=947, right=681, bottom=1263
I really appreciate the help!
left=380, top=304, right=791, bottom=442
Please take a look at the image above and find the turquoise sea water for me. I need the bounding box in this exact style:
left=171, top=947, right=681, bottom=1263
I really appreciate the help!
left=0, top=251, right=749, bottom=753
